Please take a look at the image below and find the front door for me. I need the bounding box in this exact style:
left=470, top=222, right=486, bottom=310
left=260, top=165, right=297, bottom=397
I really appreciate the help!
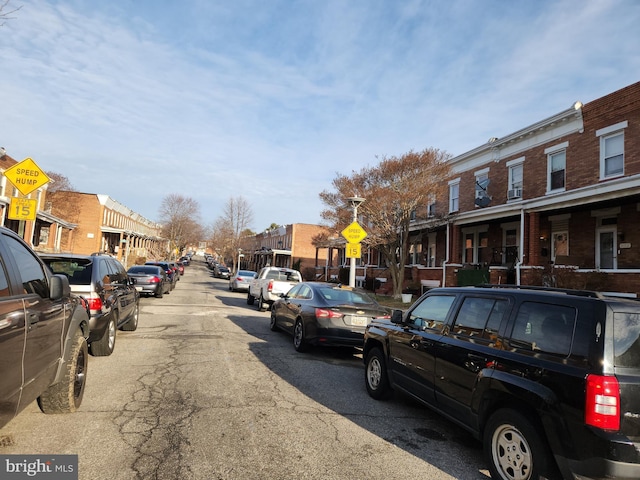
left=597, top=228, right=617, bottom=269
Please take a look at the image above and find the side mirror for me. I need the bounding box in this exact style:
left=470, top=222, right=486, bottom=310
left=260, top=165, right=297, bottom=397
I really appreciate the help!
left=50, top=274, right=71, bottom=300
left=391, top=309, right=404, bottom=324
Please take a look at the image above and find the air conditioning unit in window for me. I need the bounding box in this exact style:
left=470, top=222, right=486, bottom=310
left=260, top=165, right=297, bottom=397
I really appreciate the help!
left=507, top=188, right=522, bottom=200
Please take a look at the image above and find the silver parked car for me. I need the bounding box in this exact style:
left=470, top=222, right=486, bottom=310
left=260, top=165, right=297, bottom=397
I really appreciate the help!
left=229, top=269, right=257, bottom=292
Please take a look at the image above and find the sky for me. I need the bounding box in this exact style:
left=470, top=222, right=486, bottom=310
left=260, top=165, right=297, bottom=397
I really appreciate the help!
left=1, top=0, right=639, bottom=232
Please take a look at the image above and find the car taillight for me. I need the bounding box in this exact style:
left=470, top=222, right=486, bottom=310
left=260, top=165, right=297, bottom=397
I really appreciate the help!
left=87, top=295, right=104, bottom=312
left=585, top=374, right=620, bottom=430
left=315, top=308, right=343, bottom=319
left=267, top=280, right=274, bottom=292
left=150, top=276, right=161, bottom=283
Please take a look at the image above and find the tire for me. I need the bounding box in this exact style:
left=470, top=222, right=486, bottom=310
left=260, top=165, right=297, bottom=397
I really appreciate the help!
left=155, top=284, right=164, bottom=298
left=247, top=292, right=255, bottom=305
left=38, top=329, right=88, bottom=414
left=121, top=302, right=139, bottom=331
left=365, top=347, right=392, bottom=400
left=269, top=311, right=279, bottom=331
left=90, top=317, right=116, bottom=356
left=293, top=320, right=307, bottom=352
left=484, top=409, right=559, bottom=480
left=257, top=294, right=266, bottom=311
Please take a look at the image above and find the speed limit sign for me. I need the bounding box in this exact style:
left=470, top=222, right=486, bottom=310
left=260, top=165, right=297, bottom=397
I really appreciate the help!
left=8, top=197, right=37, bottom=220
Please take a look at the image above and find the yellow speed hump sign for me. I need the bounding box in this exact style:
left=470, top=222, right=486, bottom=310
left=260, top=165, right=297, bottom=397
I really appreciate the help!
left=341, top=221, right=367, bottom=243
left=4, top=157, right=51, bottom=196
left=8, top=198, right=37, bottom=221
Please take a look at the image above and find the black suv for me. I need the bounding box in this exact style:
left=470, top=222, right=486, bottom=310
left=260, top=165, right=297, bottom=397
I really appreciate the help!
left=40, top=253, right=139, bottom=356
left=0, top=227, right=90, bottom=429
left=363, top=285, right=640, bottom=480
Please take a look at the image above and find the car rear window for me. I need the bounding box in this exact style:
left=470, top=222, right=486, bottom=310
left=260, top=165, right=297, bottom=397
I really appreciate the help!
left=129, top=266, right=158, bottom=274
left=44, top=259, right=93, bottom=285
left=318, top=287, right=377, bottom=305
left=613, top=312, right=640, bottom=367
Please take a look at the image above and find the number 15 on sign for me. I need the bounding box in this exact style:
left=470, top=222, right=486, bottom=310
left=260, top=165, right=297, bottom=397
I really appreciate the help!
left=346, top=242, right=361, bottom=259
left=8, top=198, right=37, bottom=220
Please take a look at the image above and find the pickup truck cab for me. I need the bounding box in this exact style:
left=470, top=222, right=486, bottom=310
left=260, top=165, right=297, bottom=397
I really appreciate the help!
left=247, top=266, right=302, bottom=311
left=0, top=227, right=90, bottom=429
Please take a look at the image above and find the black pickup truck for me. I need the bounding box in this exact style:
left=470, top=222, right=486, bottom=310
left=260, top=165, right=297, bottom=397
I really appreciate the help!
left=363, top=285, right=640, bottom=480
left=0, top=227, right=90, bottom=429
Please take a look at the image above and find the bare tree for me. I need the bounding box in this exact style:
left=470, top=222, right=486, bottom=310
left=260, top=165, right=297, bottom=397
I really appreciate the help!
left=46, top=171, right=75, bottom=193
left=211, top=196, right=254, bottom=270
left=158, top=194, right=203, bottom=259
left=0, top=0, right=22, bottom=27
left=319, top=148, right=452, bottom=297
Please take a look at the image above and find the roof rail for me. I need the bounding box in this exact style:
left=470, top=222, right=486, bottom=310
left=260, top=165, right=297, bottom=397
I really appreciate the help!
left=475, top=284, right=603, bottom=298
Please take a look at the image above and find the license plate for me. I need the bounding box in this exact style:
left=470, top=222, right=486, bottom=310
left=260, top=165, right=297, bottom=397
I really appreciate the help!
left=350, top=316, right=369, bottom=326
left=135, top=286, right=143, bottom=292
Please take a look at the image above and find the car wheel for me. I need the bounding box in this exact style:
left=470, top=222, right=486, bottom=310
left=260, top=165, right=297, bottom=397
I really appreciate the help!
left=484, top=409, right=559, bottom=480
left=293, top=320, right=307, bottom=352
left=121, top=302, right=139, bottom=331
left=38, top=329, right=88, bottom=414
left=155, top=283, right=164, bottom=298
left=365, top=347, right=392, bottom=400
left=270, top=311, right=279, bottom=331
left=257, top=294, right=266, bottom=311
left=247, top=292, right=255, bottom=305
left=90, top=317, right=116, bottom=356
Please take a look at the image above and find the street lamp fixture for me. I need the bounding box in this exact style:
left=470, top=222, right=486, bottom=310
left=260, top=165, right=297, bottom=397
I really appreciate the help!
left=345, top=196, right=365, bottom=288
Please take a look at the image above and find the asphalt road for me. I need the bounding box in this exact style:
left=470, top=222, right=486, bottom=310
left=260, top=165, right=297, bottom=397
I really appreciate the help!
left=0, top=258, right=491, bottom=480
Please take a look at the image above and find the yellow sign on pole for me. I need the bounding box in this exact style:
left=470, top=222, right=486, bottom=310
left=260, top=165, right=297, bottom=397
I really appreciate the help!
left=341, top=221, right=367, bottom=243
left=8, top=198, right=37, bottom=221
left=345, top=242, right=361, bottom=259
left=4, top=157, right=51, bottom=196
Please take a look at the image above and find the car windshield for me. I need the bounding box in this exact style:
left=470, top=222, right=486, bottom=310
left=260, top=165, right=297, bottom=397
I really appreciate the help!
left=317, top=286, right=377, bottom=305
left=44, top=259, right=93, bottom=285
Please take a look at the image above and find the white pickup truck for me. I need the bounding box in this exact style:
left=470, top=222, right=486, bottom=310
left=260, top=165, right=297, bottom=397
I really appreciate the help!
left=247, top=266, right=302, bottom=311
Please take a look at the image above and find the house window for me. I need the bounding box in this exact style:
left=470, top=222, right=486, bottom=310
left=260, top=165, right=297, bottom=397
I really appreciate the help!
left=427, top=195, right=436, bottom=218
left=475, top=169, right=490, bottom=207
left=449, top=179, right=460, bottom=213
left=597, top=121, right=627, bottom=179
left=545, top=143, right=567, bottom=192
left=506, top=157, right=524, bottom=200
left=410, top=209, right=417, bottom=222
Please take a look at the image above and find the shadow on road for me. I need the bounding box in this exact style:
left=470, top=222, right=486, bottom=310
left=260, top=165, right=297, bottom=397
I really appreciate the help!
left=208, top=279, right=488, bottom=479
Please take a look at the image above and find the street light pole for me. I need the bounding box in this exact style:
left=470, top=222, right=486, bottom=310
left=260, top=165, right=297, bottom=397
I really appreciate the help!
left=346, top=196, right=365, bottom=288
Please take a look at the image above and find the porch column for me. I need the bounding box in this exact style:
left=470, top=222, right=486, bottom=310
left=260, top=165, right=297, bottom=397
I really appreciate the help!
left=451, top=224, right=462, bottom=264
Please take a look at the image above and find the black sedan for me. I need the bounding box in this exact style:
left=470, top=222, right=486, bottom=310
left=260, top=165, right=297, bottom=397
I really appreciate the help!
left=127, top=265, right=171, bottom=298
left=270, top=282, right=391, bottom=352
